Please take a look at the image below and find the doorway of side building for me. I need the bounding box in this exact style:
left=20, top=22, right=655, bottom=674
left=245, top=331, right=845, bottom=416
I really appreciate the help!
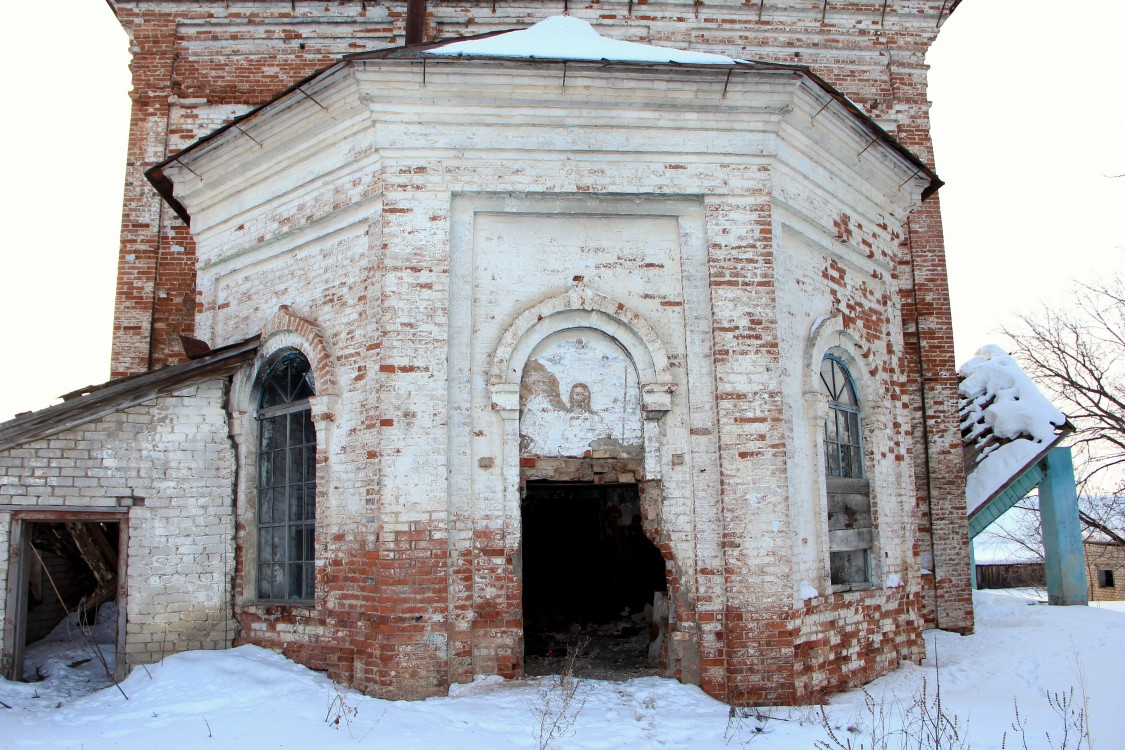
left=521, top=481, right=667, bottom=679
left=2, top=512, right=127, bottom=684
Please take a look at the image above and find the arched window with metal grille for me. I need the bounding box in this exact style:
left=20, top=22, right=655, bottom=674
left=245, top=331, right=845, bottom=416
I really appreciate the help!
left=821, top=355, right=872, bottom=587
left=256, top=352, right=316, bottom=602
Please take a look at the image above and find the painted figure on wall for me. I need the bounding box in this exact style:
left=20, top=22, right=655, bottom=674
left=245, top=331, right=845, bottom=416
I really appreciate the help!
left=519, top=331, right=643, bottom=457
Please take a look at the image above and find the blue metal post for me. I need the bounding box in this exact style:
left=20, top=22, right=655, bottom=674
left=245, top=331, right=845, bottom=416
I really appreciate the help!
left=969, top=537, right=977, bottom=590
left=1039, top=446, right=1088, bottom=605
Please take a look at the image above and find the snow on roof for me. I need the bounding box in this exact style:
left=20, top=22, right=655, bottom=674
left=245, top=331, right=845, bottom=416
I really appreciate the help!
left=959, top=344, right=1067, bottom=515
left=425, top=16, right=737, bottom=65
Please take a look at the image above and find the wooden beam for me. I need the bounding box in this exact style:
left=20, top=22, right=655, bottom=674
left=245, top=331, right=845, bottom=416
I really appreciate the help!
left=67, top=523, right=116, bottom=588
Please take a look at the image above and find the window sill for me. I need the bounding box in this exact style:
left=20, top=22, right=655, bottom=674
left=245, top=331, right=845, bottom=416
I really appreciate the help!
left=244, top=600, right=316, bottom=611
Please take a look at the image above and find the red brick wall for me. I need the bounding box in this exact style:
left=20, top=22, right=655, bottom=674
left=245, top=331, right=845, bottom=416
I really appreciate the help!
left=793, top=588, right=926, bottom=701
left=717, top=589, right=925, bottom=706
left=901, top=196, right=973, bottom=633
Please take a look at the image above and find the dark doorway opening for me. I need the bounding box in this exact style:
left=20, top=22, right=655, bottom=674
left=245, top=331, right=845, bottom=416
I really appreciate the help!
left=3, top=516, right=125, bottom=685
left=521, top=482, right=667, bottom=679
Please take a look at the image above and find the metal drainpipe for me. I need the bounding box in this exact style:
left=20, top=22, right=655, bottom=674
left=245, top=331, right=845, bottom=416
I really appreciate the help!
left=906, top=216, right=942, bottom=630
left=147, top=89, right=177, bottom=372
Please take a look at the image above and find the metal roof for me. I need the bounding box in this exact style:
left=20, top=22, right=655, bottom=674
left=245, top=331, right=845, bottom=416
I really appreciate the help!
left=146, top=29, right=941, bottom=224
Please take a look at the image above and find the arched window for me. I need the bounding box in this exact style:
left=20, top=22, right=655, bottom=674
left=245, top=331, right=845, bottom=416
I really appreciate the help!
left=256, top=352, right=316, bottom=602
left=821, top=356, right=862, bottom=479
left=821, top=355, right=872, bottom=587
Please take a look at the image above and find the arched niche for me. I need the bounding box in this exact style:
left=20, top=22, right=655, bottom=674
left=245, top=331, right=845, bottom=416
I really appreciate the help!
left=489, top=286, right=676, bottom=488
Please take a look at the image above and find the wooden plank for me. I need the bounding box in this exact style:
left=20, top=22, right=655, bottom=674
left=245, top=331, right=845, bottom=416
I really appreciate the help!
left=114, top=520, right=128, bottom=682
left=6, top=507, right=129, bottom=520
left=67, top=523, right=115, bottom=587
left=85, top=523, right=119, bottom=570
left=829, top=528, right=873, bottom=552
left=827, top=491, right=871, bottom=531
left=62, top=522, right=120, bottom=621
left=825, top=477, right=870, bottom=494
left=1, top=519, right=27, bottom=680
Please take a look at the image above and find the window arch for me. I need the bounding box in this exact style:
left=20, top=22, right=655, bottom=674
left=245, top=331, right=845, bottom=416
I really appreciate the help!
left=821, top=355, right=863, bottom=479
left=820, top=354, right=872, bottom=588
left=256, top=352, right=316, bottom=602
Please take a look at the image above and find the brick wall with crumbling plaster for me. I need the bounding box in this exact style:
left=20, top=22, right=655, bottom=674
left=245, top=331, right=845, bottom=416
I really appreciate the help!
left=142, top=49, right=943, bottom=702
left=104, top=1, right=971, bottom=644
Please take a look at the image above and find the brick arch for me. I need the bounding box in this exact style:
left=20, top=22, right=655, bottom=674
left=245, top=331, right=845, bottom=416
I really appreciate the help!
left=489, top=284, right=673, bottom=392
left=804, top=309, right=879, bottom=409
left=486, top=284, right=677, bottom=521
left=261, top=305, right=338, bottom=399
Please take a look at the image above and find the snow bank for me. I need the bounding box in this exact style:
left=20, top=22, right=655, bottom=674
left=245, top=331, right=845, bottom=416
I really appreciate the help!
left=426, top=16, right=737, bottom=65
left=13, top=604, right=118, bottom=705
left=959, top=344, right=1066, bottom=513
left=3, top=592, right=1123, bottom=749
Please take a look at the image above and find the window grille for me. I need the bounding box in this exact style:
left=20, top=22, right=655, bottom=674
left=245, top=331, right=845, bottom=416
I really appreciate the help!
left=821, top=355, right=871, bottom=587
left=821, top=356, right=863, bottom=480
left=256, top=353, right=316, bottom=602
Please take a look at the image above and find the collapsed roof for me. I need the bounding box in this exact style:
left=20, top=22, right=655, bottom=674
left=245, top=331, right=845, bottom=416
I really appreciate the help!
left=959, top=344, right=1069, bottom=515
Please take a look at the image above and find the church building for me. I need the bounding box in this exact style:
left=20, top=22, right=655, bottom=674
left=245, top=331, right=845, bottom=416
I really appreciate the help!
left=1, top=1, right=972, bottom=705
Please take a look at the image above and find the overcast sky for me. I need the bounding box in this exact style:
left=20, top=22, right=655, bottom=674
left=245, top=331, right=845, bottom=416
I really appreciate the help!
left=1, top=1, right=1123, bottom=422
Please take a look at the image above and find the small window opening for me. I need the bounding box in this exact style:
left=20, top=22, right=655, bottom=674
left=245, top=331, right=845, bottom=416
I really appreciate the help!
left=1098, top=569, right=1115, bottom=588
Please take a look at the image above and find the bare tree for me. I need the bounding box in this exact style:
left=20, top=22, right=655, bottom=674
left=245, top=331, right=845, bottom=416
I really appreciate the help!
left=1004, top=276, right=1125, bottom=543
left=978, top=497, right=1046, bottom=563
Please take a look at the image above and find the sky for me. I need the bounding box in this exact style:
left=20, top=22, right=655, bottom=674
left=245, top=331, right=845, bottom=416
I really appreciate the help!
left=1, top=0, right=1123, bottom=422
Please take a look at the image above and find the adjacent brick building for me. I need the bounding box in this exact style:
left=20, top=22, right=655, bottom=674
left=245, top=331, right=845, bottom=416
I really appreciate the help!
left=1085, top=540, right=1125, bottom=603
left=1, top=1, right=972, bottom=704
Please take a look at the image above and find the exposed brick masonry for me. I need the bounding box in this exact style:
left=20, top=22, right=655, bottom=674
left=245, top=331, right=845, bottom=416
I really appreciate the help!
left=90, top=0, right=973, bottom=702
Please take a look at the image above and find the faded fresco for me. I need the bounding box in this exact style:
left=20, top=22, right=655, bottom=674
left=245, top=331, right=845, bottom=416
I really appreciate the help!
left=519, top=330, right=643, bottom=458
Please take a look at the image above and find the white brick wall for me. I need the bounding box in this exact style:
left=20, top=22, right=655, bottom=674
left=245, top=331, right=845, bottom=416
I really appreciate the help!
left=0, top=381, right=236, bottom=672
left=159, top=56, right=931, bottom=698
left=89, top=0, right=971, bottom=699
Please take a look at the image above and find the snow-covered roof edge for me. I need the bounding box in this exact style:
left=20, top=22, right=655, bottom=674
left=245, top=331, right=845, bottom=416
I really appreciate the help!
left=424, top=16, right=736, bottom=65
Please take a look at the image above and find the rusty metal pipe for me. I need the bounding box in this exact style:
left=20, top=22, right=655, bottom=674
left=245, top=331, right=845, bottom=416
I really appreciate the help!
left=406, top=0, right=426, bottom=46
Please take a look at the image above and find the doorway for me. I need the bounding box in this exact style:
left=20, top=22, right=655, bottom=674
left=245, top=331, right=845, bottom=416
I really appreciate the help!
left=521, top=482, right=667, bottom=679
left=3, top=513, right=127, bottom=684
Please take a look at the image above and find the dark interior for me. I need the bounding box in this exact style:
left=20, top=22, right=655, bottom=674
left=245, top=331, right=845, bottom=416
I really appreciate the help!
left=24, top=522, right=118, bottom=645
left=521, top=482, right=666, bottom=678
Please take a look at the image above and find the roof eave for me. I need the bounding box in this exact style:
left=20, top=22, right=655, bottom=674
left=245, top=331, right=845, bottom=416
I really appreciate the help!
left=0, top=336, right=261, bottom=452
left=145, top=41, right=942, bottom=223
left=144, top=60, right=351, bottom=224
left=966, top=420, right=1077, bottom=521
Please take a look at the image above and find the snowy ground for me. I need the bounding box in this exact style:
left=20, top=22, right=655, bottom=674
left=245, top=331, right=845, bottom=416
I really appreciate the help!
left=2, top=590, right=1121, bottom=749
